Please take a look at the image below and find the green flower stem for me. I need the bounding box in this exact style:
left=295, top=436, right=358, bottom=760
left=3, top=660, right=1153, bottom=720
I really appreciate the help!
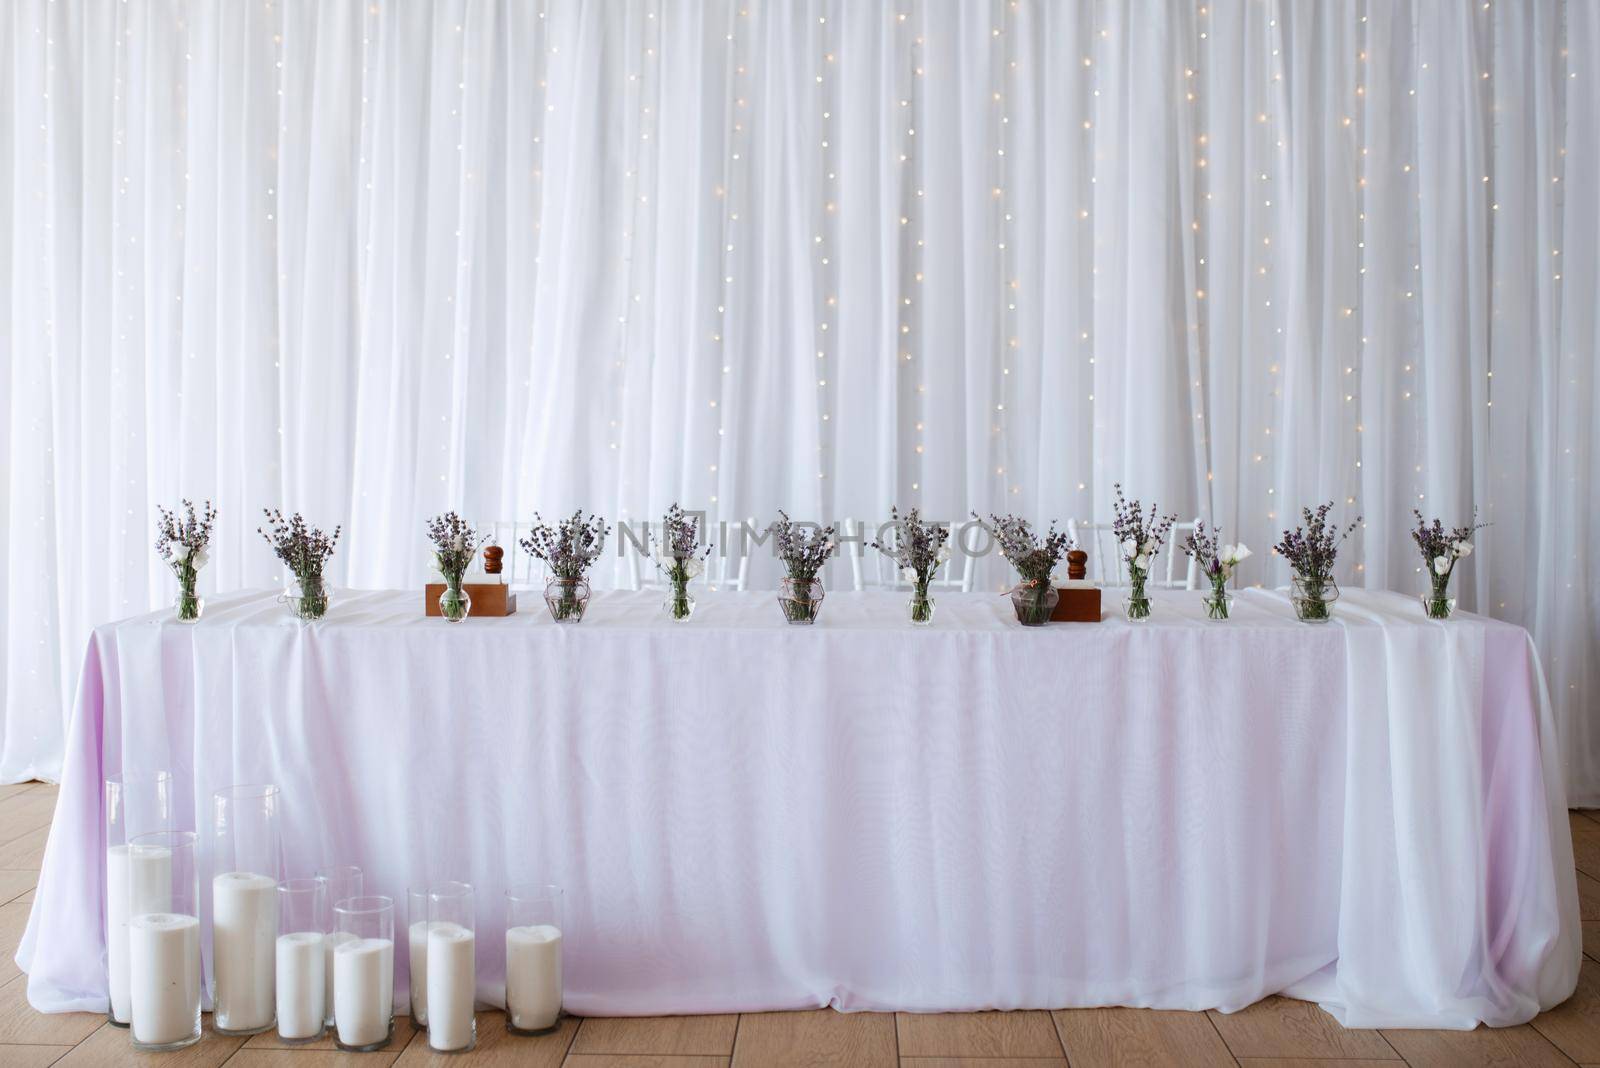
left=1204, top=576, right=1230, bottom=620
left=909, top=579, right=933, bottom=625
left=1294, top=573, right=1331, bottom=622
left=668, top=562, right=693, bottom=621
left=440, top=572, right=469, bottom=622
left=1126, top=568, right=1151, bottom=621
left=175, top=563, right=200, bottom=622
left=1014, top=582, right=1053, bottom=626
left=1426, top=572, right=1453, bottom=619
left=294, top=570, right=329, bottom=620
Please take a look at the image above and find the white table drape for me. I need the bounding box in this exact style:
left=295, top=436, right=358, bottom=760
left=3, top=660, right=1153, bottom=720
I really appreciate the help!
left=3, top=0, right=1598, bottom=811
left=17, top=588, right=1579, bottom=1028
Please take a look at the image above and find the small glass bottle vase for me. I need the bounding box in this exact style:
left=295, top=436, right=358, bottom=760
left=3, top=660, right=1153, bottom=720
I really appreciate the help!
left=1203, top=580, right=1235, bottom=621
left=172, top=565, right=203, bottom=623
left=544, top=577, right=590, bottom=623
left=778, top=577, right=825, bottom=624
left=1123, top=565, right=1153, bottom=622
left=908, top=581, right=935, bottom=627
left=438, top=575, right=472, bottom=623
left=1010, top=582, right=1057, bottom=626
left=1421, top=574, right=1456, bottom=620
left=1290, top=574, right=1339, bottom=623
left=284, top=573, right=331, bottom=622
left=662, top=558, right=701, bottom=622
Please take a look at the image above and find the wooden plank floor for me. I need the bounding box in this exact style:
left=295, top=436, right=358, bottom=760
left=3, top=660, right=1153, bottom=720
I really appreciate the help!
left=3, top=782, right=1598, bottom=1066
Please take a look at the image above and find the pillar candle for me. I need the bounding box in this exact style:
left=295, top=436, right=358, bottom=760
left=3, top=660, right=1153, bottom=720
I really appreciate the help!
left=275, top=931, right=325, bottom=1040
left=212, top=871, right=278, bottom=1032
left=128, top=912, right=200, bottom=1048
left=106, top=843, right=172, bottom=1024
left=505, top=924, right=562, bottom=1032
left=333, top=937, right=394, bottom=1048
left=425, top=922, right=475, bottom=1051
left=408, top=920, right=430, bottom=1025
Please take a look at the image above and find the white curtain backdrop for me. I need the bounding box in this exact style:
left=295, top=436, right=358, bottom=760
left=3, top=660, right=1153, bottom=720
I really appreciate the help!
left=2, top=1, right=1597, bottom=794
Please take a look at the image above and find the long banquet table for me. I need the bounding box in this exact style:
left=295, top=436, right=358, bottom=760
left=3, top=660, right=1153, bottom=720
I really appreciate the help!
left=17, top=586, right=1580, bottom=1029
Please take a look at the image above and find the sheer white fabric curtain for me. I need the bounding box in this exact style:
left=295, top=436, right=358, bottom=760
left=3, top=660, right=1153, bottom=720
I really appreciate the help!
left=3, top=0, right=1596, bottom=793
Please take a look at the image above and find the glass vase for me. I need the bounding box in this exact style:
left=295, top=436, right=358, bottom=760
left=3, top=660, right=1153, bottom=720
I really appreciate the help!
left=1203, top=581, right=1235, bottom=621
left=439, top=576, right=472, bottom=623
left=128, top=830, right=202, bottom=1053
left=316, top=865, right=364, bottom=1029
left=284, top=573, right=331, bottom=622
left=1421, top=574, right=1456, bottom=620
left=212, top=784, right=282, bottom=1036
left=276, top=878, right=329, bottom=1043
left=1010, top=582, right=1057, bottom=626
left=332, top=896, right=395, bottom=1052
left=544, top=577, right=590, bottom=623
left=662, top=558, right=701, bottom=622
left=173, top=565, right=203, bottom=623
left=1123, top=568, right=1152, bottom=622
left=426, top=882, right=477, bottom=1054
left=505, top=884, right=564, bottom=1035
left=778, top=577, right=825, bottom=624
left=908, top=581, right=935, bottom=627
left=106, top=771, right=175, bottom=1028
left=1291, top=574, right=1340, bottom=623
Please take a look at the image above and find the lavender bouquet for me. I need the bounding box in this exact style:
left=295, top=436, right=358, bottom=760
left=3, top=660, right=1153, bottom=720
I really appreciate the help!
left=870, top=507, right=951, bottom=625
left=520, top=511, right=609, bottom=623
left=1273, top=503, right=1360, bottom=622
left=976, top=512, right=1072, bottom=626
left=768, top=511, right=836, bottom=624
left=1181, top=522, right=1251, bottom=621
left=1411, top=509, right=1486, bottom=620
left=426, top=512, right=485, bottom=622
left=1112, top=484, right=1176, bottom=621
left=647, top=503, right=712, bottom=621
left=156, top=499, right=216, bottom=622
left=260, top=509, right=341, bottom=621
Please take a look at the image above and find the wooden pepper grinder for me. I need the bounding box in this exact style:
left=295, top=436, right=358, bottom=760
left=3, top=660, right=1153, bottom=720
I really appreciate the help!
left=1066, top=548, right=1088, bottom=582
left=482, top=544, right=504, bottom=581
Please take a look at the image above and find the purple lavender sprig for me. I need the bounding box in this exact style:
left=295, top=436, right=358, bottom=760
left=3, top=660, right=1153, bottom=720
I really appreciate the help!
left=156, top=499, right=216, bottom=568
left=870, top=507, right=951, bottom=586
left=767, top=511, right=837, bottom=584
left=519, top=511, right=610, bottom=581
left=1410, top=508, right=1486, bottom=579
left=426, top=512, right=485, bottom=584
left=974, top=512, right=1072, bottom=586
left=259, top=509, right=340, bottom=580
left=647, top=503, right=713, bottom=565
left=1274, top=503, right=1361, bottom=582
left=1111, top=484, right=1177, bottom=573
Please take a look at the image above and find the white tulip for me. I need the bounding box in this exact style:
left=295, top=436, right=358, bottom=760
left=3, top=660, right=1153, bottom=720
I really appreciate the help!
left=1230, top=543, right=1253, bottom=564
left=1121, top=537, right=1139, bottom=559
left=191, top=549, right=209, bottom=571
left=171, top=544, right=191, bottom=563
left=1133, top=553, right=1150, bottom=571
left=1433, top=555, right=1451, bottom=575
left=1453, top=540, right=1473, bottom=558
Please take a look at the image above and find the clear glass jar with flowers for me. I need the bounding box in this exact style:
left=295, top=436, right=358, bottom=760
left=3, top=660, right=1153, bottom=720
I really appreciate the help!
left=156, top=499, right=216, bottom=623
left=1181, top=521, right=1250, bottom=620
left=870, top=507, right=951, bottom=626
left=427, top=512, right=485, bottom=623
left=647, top=503, right=712, bottom=622
left=1274, top=503, right=1360, bottom=623
left=1111, top=484, right=1176, bottom=622
left=260, top=509, right=341, bottom=622
left=976, top=512, right=1072, bottom=626
left=769, top=512, right=836, bottom=624
left=1410, top=509, right=1486, bottom=620
left=520, top=511, right=609, bottom=623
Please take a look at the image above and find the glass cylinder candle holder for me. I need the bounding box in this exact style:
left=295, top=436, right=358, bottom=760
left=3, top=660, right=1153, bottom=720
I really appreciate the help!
left=275, top=879, right=328, bottom=1043
left=426, top=882, right=477, bottom=1053
left=212, top=784, right=282, bottom=1035
left=332, top=896, right=395, bottom=1052
left=128, top=831, right=201, bottom=1053
left=406, top=887, right=430, bottom=1027
left=105, top=771, right=173, bottom=1028
left=317, top=865, right=364, bottom=1028
left=505, top=884, right=563, bottom=1035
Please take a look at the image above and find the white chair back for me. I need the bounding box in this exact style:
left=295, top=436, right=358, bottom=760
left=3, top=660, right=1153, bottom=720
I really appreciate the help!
left=709, top=517, right=754, bottom=592
left=1065, top=518, right=1200, bottom=590
left=487, top=521, right=545, bottom=587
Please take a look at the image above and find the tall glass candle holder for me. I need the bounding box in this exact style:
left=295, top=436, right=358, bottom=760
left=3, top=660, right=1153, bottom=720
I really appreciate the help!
left=128, top=830, right=201, bottom=1052
left=275, top=879, right=328, bottom=1043
left=406, top=887, right=430, bottom=1027
left=212, top=784, right=281, bottom=1035
left=332, top=895, right=395, bottom=1052
left=426, top=882, right=477, bottom=1053
left=317, top=865, right=364, bottom=1028
left=105, top=771, right=173, bottom=1027
left=505, top=884, right=563, bottom=1035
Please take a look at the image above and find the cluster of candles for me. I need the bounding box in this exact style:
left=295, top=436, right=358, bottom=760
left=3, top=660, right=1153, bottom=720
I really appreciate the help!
left=106, top=774, right=563, bottom=1053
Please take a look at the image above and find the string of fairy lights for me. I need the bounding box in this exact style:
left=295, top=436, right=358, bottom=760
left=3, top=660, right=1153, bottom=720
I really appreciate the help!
left=709, top=4, right=752, bottom=515
left=815, top=6, right=836, bottom=489
left=902, top=8, right=924, bottom=498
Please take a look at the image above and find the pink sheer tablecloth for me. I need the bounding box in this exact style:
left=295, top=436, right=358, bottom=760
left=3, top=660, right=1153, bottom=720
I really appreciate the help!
left=16, top=587, right=1579, bottom=1027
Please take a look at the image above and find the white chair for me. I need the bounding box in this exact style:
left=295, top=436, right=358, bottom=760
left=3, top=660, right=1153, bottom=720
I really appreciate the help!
left=1066, top=518, right=1200, bottom=590
left=708, top=516, right=754, bottom=592
left=843, top=517, right=975, bottom=593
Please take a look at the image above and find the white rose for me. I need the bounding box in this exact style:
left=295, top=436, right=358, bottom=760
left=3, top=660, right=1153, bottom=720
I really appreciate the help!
left=1433, top=555, right=1451, bottom=575
left=1230, top=543, right=1252, bottom=564
left=171, top=544, right=192, bottom=563
left=1453, top=540, right=1473, bottom=558
left=1141, top=539, right=1157, bottom=556
left=1121, top=538, right=1139, bottom=559
left=191, top=549, right=209, bottom=571
left=451, top=534, right=465, bottom=552
left=427, top=553, right=442, bottom=575
left=1133, top=553, right=1150, bottom=571
left=901, top=566, right=917, bottom=581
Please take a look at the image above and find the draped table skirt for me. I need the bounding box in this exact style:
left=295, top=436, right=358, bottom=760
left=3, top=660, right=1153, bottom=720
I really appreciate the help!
left=16, top=587, right=1579, bottom=1028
